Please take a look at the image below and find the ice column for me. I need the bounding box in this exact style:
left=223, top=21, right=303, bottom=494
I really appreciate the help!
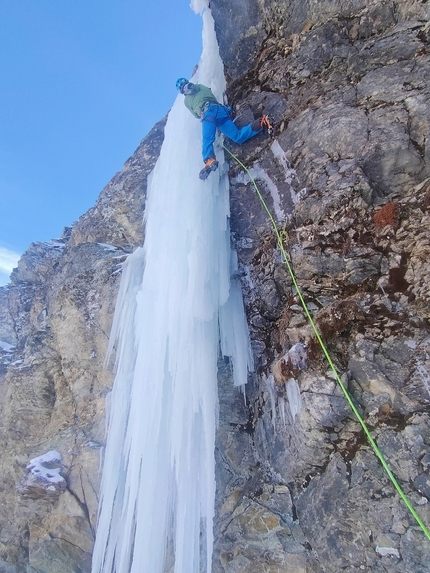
left=91, top=4, right=253, bottom=573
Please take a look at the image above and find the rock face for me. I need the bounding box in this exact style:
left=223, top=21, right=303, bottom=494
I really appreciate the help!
left=0, top=1, right=429, bottom=571
left=0, top=119, right=164, bottom=572
left=210, top=1, right=430, bottom=571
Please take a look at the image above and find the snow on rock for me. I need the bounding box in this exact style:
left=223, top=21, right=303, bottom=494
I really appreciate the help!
left=17, top=450, right=66, bottom=498
left=27, top=451, right=64, bottom=483
left=285, top=378, right=302, bottom=421
left=288, top=343, right=308, bottom=370
left=0, top=340, right=14, bottom=352
left=0, top=340, right=16, bottom=367
left=249, top=164, right=286, bottom=222
left=46, top=239, right=66, bottom=249
left=415, top=361, right=430, bottom=399
left=270, top=140, right=307, bottom=205
left=376, top=545, right=400, bottom=558
left=96, top=243, right=120, bottom=252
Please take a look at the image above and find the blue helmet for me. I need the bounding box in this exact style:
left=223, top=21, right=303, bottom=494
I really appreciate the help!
left=176, top=78, right=188, bottom=93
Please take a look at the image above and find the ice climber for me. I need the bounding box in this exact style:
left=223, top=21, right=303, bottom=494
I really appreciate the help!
left=176, top=78, right=273, bottom=180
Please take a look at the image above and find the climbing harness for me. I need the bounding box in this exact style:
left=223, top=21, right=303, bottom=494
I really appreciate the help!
left=222, top=143, right=430, bottom=542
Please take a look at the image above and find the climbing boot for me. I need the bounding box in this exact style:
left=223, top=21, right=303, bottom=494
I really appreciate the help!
left=199, top=158, right=219, bottom=180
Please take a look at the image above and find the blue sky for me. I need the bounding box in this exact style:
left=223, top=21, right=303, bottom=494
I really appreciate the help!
left=0, top=0, right=202, bottom=285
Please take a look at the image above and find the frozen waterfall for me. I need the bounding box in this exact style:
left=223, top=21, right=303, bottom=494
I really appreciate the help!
left=91, top=4, right=253, bottom=573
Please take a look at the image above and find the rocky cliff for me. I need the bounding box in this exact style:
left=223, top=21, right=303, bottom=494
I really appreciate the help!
left=0, top=118, right=165, bottom=572
left=0, top=0, right=429, bottom=571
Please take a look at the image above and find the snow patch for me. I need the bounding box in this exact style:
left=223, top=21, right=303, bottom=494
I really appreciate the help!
left=271, top=140, right=294, bottom=182
left=415, top=361, right=430, bottom=399
left=286, top=378, right=302, bottom=420
left=376, top=546, right=400, bottom=558
left=231, top=164, right=286, bottom=222
left=27, top=450, right=65, bottom=485
left=84, top=441, right=102, bottom=449
left=270, top=140, right=307, bottom=205
left=0, top=340, right=14, bottom=352
left=249, top=164, right=286, bottom=222
left=288, top=342, right=308, bottom=370
left=46, top=239, right=66, bottom=248
left=97, top=243, right=119, bottom=252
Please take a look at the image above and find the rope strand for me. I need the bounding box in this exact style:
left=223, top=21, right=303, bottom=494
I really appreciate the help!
left=222, top=143, right=430, bottom=541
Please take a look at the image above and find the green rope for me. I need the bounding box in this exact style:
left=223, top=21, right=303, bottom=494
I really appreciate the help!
left=222, top=144, right=430, bottom=541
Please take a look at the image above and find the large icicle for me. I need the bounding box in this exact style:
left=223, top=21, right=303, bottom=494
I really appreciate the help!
left=91, top=4, right=253, bottom=573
